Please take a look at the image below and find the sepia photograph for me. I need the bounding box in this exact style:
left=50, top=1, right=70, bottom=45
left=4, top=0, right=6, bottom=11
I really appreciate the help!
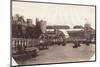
left=11, top=0, right=96, bottom=66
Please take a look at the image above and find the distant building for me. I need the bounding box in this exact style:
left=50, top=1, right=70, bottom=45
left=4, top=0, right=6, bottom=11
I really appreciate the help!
left=27, top=19, right=33, bottom=27
left=73, top=25, right=84, bottom=29
left=12, top=14, right=35, bottom=38
left=35, top=18, right=47, bottom=34
left=84, top=23, right=95, bottom=40
left=46, top=25, right=70, bottom=29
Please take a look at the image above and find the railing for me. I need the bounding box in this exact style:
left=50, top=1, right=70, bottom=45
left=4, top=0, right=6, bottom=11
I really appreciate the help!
left=12, top=38, right=38, bottom=49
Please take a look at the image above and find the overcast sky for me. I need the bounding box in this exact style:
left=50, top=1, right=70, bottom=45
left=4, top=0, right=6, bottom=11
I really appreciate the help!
left=12, top=1, right=95, bottom=29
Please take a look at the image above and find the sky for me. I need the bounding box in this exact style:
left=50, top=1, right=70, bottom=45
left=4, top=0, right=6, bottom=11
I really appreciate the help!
left=12, top=1, right=95, bottom=29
